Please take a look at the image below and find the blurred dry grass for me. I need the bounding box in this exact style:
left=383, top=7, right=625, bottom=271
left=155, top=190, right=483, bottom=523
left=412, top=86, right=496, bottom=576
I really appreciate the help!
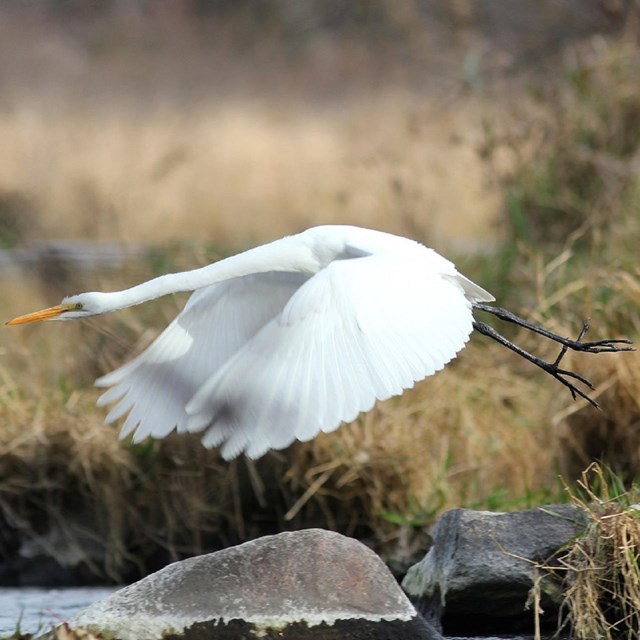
left=0, top=333, right=563, bottom=581
left=0, top=2, right=639, bottom=583
left=0, top=98, right=502, bottom=252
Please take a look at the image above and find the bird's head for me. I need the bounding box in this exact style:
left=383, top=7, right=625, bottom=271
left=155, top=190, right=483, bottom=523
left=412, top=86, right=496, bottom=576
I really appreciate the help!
left=6, top=293, right=108, bottom=325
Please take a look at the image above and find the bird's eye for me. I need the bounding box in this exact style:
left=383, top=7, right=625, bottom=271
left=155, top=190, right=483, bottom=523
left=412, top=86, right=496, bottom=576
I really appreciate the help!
left=75, top=303, right=84, bottom=310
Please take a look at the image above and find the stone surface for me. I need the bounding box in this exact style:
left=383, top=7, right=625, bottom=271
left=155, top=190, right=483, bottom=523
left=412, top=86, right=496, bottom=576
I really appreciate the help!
left=402, top=505, right=586, bottom=630
left=70, top=528, right=440, bottom=640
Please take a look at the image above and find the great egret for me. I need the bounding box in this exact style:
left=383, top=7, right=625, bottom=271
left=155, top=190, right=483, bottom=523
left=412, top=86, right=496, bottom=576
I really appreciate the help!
left=6, top=225, right=632, bottom=460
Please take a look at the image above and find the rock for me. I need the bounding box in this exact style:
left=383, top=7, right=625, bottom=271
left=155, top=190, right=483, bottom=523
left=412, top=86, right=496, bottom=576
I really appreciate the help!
left=68, top=528, right=440, bottom=640
left=402, top=505, right=586, bottom=634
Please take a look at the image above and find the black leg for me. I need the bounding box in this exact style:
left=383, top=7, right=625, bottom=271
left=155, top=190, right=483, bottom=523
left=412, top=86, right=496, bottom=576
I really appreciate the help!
left=472, top=320, right=601, bottom=408
left=472, top=306, right=634, bottom=409
left=472, top=303, right=633, bottom=353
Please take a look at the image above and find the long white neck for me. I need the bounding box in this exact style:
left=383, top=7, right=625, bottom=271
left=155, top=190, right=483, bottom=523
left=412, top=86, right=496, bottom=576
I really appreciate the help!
left=92, top=235, right=318, bottom=313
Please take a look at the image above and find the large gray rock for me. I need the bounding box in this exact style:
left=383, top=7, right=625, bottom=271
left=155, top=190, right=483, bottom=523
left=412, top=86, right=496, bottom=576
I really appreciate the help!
left=402, top=505, right=586, bottom=629
left=70, top=528, right=440, bottom=639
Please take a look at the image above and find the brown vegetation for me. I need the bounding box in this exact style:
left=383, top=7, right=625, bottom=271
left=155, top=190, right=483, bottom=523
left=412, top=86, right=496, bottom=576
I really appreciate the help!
left=540, top=464, right=640, bottom=640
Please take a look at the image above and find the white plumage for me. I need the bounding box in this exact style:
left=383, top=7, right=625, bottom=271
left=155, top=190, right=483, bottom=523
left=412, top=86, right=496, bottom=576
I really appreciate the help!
left=6, top=225, right=495, bottom=459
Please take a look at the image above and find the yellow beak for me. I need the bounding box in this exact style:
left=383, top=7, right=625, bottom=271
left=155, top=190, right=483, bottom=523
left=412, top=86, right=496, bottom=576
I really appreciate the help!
left=5, top=304, right=74, bottom=326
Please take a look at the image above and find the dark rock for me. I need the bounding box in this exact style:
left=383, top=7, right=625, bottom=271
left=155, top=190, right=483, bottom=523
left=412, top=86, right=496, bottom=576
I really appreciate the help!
left=402, top=505, right=586, bottom=634
left=69, top=528, right=441, bottom=640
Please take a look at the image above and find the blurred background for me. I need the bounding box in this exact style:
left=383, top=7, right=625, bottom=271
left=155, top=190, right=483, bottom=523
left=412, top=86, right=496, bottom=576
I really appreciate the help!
left=0, top=0, right=639, bottom=585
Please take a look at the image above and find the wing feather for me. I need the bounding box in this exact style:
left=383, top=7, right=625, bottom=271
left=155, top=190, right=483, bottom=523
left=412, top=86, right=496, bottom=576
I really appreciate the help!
left=185, top=252, right=476, bottom=459
left=95, top=272, right=307, bottom=444
left=97, top=239, right=480, bottom=460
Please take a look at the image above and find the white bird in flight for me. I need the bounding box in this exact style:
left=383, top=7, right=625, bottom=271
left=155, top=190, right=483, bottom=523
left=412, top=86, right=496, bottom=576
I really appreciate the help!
left=6, top=225, right=631, bottom=460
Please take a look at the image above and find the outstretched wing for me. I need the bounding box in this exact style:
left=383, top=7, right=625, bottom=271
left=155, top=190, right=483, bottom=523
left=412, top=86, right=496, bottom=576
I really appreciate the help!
left=95, top=272, right=307, bottom=441
left=183, top=253, right=476, bottom=460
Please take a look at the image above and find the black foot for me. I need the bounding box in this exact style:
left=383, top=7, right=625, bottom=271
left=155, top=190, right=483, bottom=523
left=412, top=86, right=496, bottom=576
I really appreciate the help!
left=472, top=306, right=634, bottom=409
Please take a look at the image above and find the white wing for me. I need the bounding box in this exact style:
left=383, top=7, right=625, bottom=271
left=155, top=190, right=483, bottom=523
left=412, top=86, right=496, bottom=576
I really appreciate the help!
left=183, top=253, right=476, bottom=460
left=95, top=272, right=307, bottom=441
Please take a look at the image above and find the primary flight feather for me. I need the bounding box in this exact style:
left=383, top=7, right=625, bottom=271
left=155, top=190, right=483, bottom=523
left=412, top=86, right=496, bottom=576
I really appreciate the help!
left=6, top=225, right=631, bottom=460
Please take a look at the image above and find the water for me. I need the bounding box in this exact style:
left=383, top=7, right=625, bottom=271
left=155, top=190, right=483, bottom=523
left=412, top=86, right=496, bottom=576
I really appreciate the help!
left=0, top=587, right=118, bottom=635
